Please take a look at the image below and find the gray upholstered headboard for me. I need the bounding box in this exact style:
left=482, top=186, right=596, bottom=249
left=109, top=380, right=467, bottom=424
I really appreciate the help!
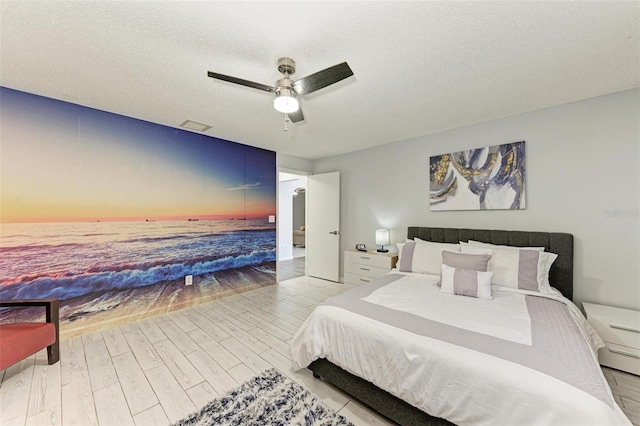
left=407, top=227, right=574, bottom=300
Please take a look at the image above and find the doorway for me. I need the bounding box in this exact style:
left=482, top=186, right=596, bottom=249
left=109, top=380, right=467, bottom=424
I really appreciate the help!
left=277, top=171, right=308, bottom=281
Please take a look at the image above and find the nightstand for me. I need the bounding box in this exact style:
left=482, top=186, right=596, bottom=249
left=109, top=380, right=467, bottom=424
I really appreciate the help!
left=344, top=250, right=398, bottom=286
left=583, top=302, right=640, bottom=375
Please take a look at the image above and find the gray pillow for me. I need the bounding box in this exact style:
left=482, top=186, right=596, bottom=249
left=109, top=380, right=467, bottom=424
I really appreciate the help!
left=442, top=250, right=491, bottom=271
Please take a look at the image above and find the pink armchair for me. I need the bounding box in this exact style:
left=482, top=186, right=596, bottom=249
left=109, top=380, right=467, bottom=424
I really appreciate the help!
left=0, top=299, right=60, bottom=370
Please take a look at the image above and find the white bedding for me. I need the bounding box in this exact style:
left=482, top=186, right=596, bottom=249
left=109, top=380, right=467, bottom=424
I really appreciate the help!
left=363, top=272, right=533, bottom=344
left=290, top=273, right=630, bottom=426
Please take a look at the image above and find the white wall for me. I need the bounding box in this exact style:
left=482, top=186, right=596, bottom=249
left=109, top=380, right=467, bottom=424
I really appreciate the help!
left=277, top=153, right=313, bottom=172
left=313, top=89, right=640, bottom=310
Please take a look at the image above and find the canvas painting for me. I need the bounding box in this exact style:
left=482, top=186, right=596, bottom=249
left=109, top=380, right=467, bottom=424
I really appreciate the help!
left=430, top=141, right=526, bottom=211
left=0, top=87, right=276, bottom=337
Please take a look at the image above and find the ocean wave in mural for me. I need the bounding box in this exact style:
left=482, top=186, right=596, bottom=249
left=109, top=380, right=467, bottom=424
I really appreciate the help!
left=430, top=141, right=526, bottom=211
left=0, top=87, right=276, bottom=337
left=0, top=220, right=275, bottom=300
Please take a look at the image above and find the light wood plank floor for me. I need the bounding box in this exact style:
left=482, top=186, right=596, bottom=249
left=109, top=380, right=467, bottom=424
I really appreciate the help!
left=0, top=276, right=395, bottom=426
left=1, top=275, right=639, bottom=426
left=277, top=257, right=306, bottom=282
left=603, top=366, right=640, bottom=425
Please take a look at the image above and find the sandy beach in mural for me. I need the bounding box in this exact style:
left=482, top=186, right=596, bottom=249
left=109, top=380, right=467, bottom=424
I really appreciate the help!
left=0, top=220, right=277, bottom=338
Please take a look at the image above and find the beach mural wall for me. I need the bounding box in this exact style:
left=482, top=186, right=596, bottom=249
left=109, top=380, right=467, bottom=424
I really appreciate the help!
left=0, top=87, right=276, bottom=337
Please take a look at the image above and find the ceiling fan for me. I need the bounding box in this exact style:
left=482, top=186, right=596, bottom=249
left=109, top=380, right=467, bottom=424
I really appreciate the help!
left=207, top=57, right=353, bottom=124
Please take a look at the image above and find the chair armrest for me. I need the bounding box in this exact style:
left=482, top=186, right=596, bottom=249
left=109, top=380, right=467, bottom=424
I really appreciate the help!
left=0, top=299, right=59, bottom=332
left=0, top=299, right=58, bottom=319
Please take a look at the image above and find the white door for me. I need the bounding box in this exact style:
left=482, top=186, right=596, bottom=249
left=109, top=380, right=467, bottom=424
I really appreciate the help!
left=307, top=172, right=340, bottom=282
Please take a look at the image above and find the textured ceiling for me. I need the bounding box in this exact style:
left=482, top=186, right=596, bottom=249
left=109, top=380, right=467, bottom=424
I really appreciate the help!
left=1, top=1, right=638, bottom=160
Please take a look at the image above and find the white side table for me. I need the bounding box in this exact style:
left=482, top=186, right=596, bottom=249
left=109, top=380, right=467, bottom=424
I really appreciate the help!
left=583, top=302, right=640, bottom=375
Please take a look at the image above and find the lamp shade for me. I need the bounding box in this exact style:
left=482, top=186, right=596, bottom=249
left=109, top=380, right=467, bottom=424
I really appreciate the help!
left=273, top=94, right=299, bottom=113
left=375, top=229, right=390, bottom=246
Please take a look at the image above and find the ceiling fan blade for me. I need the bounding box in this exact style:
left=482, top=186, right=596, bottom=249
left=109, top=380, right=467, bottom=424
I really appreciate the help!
left=289, top=106, right=305, bottom=123
left=292, top=62, right=353, bottom=95
left=207, top=71, right=276, bottom=93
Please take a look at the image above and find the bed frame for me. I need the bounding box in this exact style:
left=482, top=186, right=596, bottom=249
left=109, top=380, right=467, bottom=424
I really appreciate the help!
left=309, top=226, right=574, bottom=426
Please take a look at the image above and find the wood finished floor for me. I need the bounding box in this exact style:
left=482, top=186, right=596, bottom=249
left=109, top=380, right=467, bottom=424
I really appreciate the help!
left=1, top=275, right=639, bottom=426
left=603, top=366, right=640, bottom=425
left=277, top=257, right=306, bottom=282
left=0, top=276, right=395, bottom=426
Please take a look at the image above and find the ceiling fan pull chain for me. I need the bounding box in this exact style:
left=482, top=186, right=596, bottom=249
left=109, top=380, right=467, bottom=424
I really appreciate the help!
left=284, top=113, right=290, bottom=132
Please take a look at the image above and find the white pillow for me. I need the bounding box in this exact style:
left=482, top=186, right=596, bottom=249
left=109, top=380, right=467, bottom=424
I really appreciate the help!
left=467, top=240, right=545, bottom=252
left=459, top=241, right=491, bottom=254
left=410, top=240, right=461, bottom=275
left=440, top=264, right=493, bottom=300
left=462, top=241, right=557, bottom=293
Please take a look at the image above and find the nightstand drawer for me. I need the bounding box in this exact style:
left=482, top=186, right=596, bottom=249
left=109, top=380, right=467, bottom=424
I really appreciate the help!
left=591, top=320, right=640, bottom=349
left=344, top=272, right=375, bottom=286
left=345, top=250, right=394, bottom=269
left=583, top=303, right=640, bottom=349
left=598, top=342, right=640, bottom=376
left=344, top=261, right=389, bottom=279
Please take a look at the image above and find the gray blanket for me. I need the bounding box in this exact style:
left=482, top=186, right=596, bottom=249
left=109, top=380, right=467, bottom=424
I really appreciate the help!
left=321, top=274, right=612, bottom=408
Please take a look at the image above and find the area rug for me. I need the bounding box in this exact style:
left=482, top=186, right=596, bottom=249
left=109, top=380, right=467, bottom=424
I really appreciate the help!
left=173, top=368, right=354, bottom=426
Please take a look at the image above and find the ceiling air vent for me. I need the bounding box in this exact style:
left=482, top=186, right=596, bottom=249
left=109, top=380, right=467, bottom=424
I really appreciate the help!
left=180, top=120, right=211, bottom=132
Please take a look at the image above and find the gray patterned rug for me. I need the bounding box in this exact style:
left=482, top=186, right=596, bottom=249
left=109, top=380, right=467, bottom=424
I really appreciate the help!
left=173, top=368, right=354, bottom=426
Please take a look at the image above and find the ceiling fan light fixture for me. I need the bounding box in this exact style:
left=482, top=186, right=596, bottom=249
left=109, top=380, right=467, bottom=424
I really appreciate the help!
left=273, top=93, right=299, bottom=114
left=273, top=86, right=299, bottom=113
left=208, top=57, right=353, bottom=123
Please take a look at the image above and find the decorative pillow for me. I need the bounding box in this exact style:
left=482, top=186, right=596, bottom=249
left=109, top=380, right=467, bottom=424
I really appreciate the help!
left=442, top=250, right=491, bottom=271
left=396, top=239, right=414, bottom=264
left=440, top=264, right=493, bottom=299
left=462, top=242, right=557, bottom=293
left=398, top=240, right=460, bottom=274
left=398, top=242, right=416, bottom=272
left=466, top=240, right=557, bottom=289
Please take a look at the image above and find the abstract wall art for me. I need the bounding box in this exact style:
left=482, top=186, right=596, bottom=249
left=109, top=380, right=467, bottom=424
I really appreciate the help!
left=0, top=87, right=276, bottom=337
left=430, top=141, right=526, bottom=211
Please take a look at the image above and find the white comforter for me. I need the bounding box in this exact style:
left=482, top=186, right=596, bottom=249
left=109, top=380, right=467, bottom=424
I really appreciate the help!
left=290, top=273, right=631, bottom=426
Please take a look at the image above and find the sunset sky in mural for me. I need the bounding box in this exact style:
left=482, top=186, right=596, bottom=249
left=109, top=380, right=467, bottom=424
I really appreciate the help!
left=0, top=88, right=275, bottom=223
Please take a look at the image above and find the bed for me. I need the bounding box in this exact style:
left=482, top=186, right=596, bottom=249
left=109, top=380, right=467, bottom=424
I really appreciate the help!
left=289, top=227, right=630, bottom=426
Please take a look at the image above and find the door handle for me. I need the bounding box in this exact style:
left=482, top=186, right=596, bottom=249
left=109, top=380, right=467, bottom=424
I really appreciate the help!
left=329, top=231, right=339, bottom=235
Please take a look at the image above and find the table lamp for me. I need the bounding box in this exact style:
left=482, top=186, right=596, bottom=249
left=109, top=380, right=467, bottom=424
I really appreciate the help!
left=376, top=229, right=390, bottom=253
